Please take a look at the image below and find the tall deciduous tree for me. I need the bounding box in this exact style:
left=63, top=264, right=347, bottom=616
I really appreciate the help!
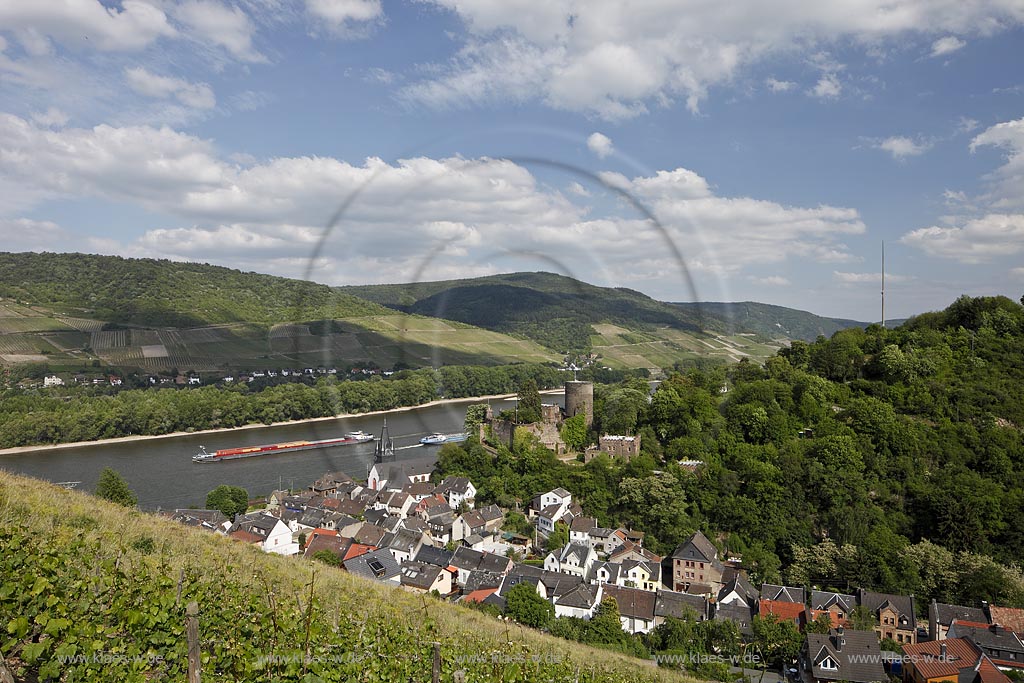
left=516, top=379, right=542, bottom=424
left=505, top=582, right=553, bottom=628
left=95, top=467, right=137, bottom=507
left=206, top=485, right=249, bottom=519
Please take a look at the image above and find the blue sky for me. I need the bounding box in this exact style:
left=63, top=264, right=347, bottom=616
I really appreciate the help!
left=2, top=1, right=1024, bottom=320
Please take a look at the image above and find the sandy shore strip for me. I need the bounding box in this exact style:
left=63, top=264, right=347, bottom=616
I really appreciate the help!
left=0, top=389, right=566, bottom=456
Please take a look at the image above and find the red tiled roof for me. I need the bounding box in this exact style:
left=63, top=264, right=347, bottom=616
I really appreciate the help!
left=903, top=638, right=981, bottom=681
left=976, top=655, right=1012, bottom=683
left=229, top=530, right=263, bottom=545
left=463, top=588, right=498, bottom=604
left=759, top=599, right=804, bottom=624
left=809, top=609, right=848, bottom=629
left=990, top=606, right=1024, bottom=634
left=342, top=543, right=375, bottom=561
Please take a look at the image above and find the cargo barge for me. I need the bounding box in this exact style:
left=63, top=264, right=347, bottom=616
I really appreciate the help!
left=193, top=431, right=373, bottom=462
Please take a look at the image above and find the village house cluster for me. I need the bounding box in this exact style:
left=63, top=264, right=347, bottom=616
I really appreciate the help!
left=167, top=469, right=1024, bottom=683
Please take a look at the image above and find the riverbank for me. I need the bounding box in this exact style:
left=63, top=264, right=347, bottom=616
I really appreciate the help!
left=0, top=389, right=564, bottom=456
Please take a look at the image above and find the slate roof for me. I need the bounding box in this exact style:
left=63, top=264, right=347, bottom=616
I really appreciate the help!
left=672, top=530, right=719, bottom=563
left=399, top=561, right=445, bottom=591
left=858, top=589, right=917, bottom=629
left=555, top=583, right=600, bottom=610
left=344, top=548, right=400, bottom=581
left=353, top=523, right=386, bottom=547
left=559, top=542, right=593, bottom=566
left=719, top=574, right=759, bottom=605
left=414, top=545, right=454, bottom=568
left=603, top=585, right=656, bottom=620
left=465, top=570, right=504, bottom=593
left=761, top=584, right=806, bottom=604
left=436, top=476, right=474, bottom=496
left=549, top=487, right=571, bottom=499
left=570, top=516, right=597, bottom=533
left=949, top=621, right=1024, bottom=663
left=806, top=629, right=886, bottom=683
left=655, top=591, right=708, bottom=621
left=715, top=602, right=755, bottom=635
left=931, top=601, right=988, bottom=629
left=812, top=590, right=856, bottom=613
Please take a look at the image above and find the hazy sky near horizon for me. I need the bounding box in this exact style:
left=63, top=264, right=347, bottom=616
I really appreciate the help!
left=2, top=1, right=1024, bottom=320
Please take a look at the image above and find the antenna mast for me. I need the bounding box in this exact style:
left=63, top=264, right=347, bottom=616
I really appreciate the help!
left=881, top=240, right=886, bottom=328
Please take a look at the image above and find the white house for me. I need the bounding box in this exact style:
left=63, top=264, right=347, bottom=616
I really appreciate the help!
left=43, top=375, right=64, bottom=387
left=227, top=513, right=299, bottom=556
left=435, top=477, right=477, bottom=510
left=544, top=542, right=596, bottom=579
left=553, top=583, right=603, bottom=620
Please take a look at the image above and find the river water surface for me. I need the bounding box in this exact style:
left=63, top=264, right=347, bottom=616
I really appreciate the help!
left=0, top=393, right=563, bottom=509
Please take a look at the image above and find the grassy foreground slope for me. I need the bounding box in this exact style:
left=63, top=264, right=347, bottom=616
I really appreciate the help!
left=0, top=471, right=689, bottom=683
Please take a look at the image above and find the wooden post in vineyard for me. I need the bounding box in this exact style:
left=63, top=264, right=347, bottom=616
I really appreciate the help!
left=431, top=642, right=441, bottom=683
left=186, top=601, right=201, bottom=683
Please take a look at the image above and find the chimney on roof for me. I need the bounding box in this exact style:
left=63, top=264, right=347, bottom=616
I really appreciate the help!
left=940, top=642, right=947, bottom=660
left=835, top=626, right=845, bottom=652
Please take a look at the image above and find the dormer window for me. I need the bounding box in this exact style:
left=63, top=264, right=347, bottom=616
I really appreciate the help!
left=819, top=658, right=837, bottom=670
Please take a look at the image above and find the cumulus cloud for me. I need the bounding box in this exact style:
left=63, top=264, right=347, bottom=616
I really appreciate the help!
left=970, top=116, right=1024, bottom=209
left=0, top=217, right=71, bottom=252
left=765, top=78, right=796, bottom=93
left=30, top=107, right=69, bottom=127
left=401, top=1, right=1023, bottom=118
left=305, top=0, right=383, bottom=35
left=0, top=113, right=866, bottom=295
left=875, top=135, right=933, bottom=160
left=124, top=67, right=216, bottom=109
left=174, top=0, right=264, bottom=62
left=901, top=214, right=1024, bottom=263
left=586, top=132, right=614, bottom=159
left=809, top=73, right=842, bottom=99
left=834, top=271, right=911, bottom=284
left=930, top=35, right=966, bottom=57
left=750, top=275, right=790, bottom=286
left=0, top=0, right=177, bottom=52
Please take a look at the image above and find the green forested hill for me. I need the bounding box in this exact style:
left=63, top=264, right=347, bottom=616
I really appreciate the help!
left=436, top=294, right=1024, bottom=612
left=671, top=301, right=867, bottom=341
left=0, top=252, right=389, bottom=327
left=343, top=271, right=711, bottom=352
left=343, top=272, right=869, bottom=349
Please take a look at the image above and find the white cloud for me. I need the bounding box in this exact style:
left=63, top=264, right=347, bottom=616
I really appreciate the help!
left=30, top=107, right=69, bottom=127
left=930, top=35, right=966, bottom=57
left=874, top=135, right=933, bottom=160
left=765, top=78, right=796, bottom=93
left=0, top=0, right=176, bottom=52
left=1011, top=266, right=1024, bottom=280
left=970, top=117, right=1024, bottom=209
left=901, top=214, right=1024, bottom=263
left=586, top=132, right=614, bottom=159
left=957, top=117, right=980, bottom=134
left=567, top=181, right=590, bottom=197
left=174, top=0, right=264, bottom=62
left=305, top=0, right=383, bottom=35
left=0, top=217, right=70, bottom=252
left=124, top=67, right=216, bottom=109
left=403, top=1, right=1024, bottom=118
left=834, top=271, right=911, bottom=284
left=750, top=275, right=790, bottom=286
left=809, top=73, right=842, bottom=99
left=0, top=113, right=866, bottom=295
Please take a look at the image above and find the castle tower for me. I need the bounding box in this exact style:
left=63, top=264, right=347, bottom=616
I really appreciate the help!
left=374, top=418, right=395, bottom=463
left=564, top=380, right=593, bottom=428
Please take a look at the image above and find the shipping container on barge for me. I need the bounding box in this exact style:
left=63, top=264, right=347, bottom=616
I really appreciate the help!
left=193, top=431, right=373, bottom=463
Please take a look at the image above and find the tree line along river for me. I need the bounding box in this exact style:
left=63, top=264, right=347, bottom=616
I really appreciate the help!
left=0, top=394, right=563, bottom=510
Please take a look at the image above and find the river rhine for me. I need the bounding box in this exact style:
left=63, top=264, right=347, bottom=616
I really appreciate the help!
left=0, top=393, right=563, bottom=510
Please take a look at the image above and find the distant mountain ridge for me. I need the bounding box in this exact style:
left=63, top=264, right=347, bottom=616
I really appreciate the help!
left=343, top=271, right=870, bottom=345
left=670, top=301, right=870, bottom=341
